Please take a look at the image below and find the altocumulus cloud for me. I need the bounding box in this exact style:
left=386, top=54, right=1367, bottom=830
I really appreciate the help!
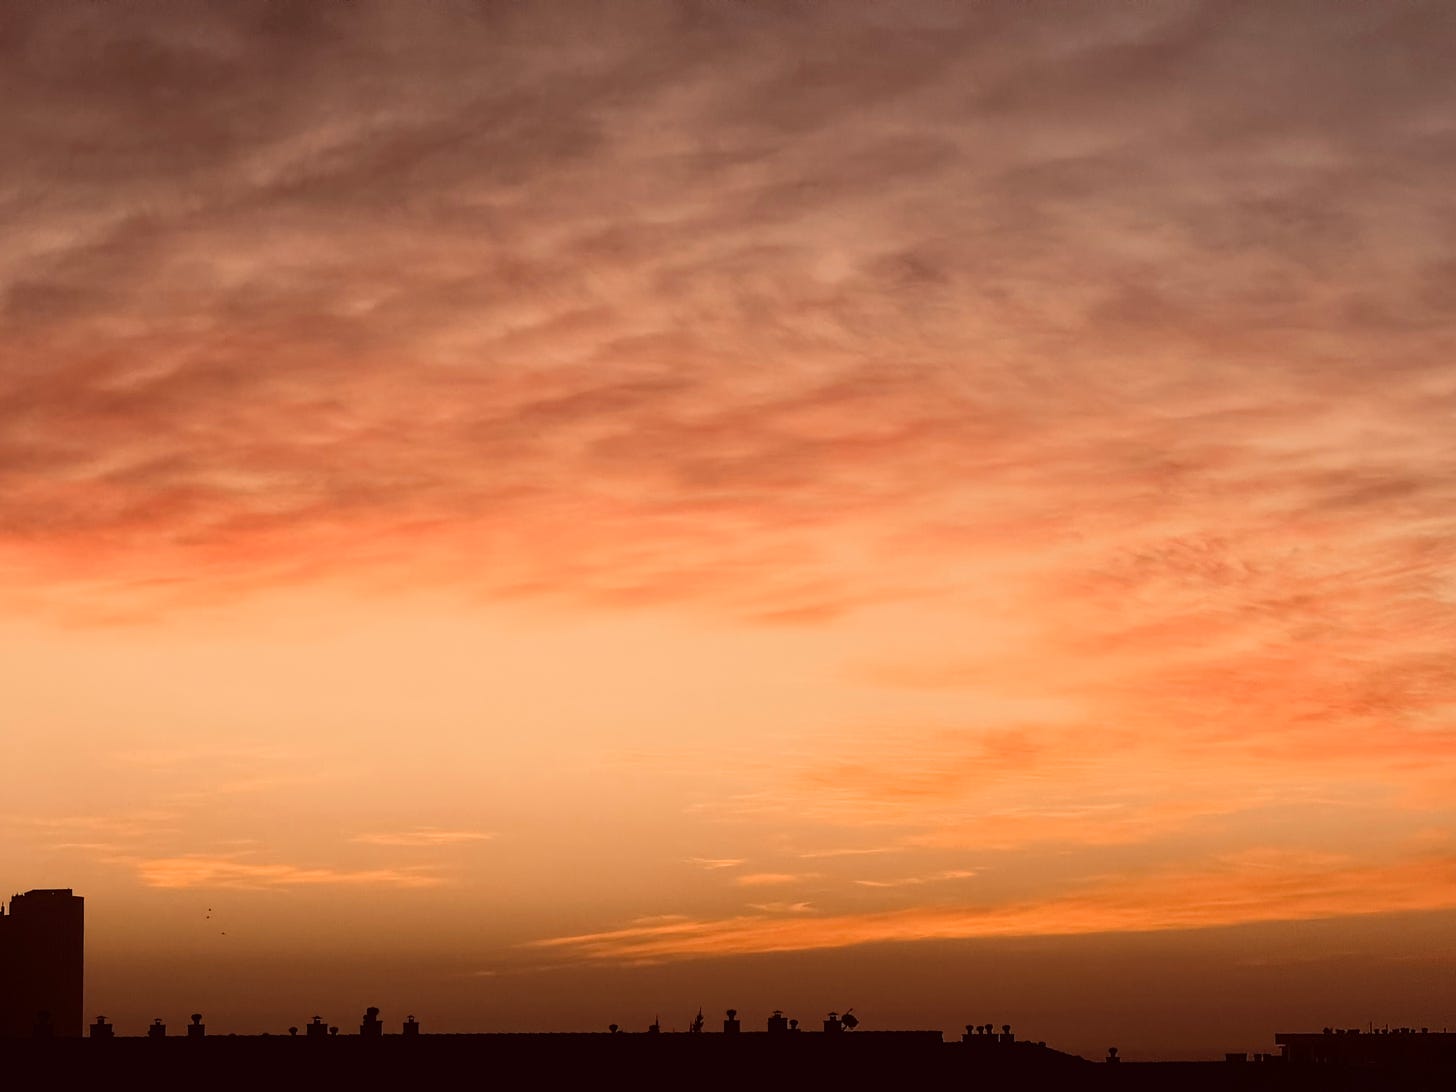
left=2, top=1, right=1452, bottom=633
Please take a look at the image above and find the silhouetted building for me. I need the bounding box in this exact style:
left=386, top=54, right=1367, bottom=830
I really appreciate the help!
left=1276, top=1027, right=1456, bottom=1066
left=0, top=889, right=84, bottom=1038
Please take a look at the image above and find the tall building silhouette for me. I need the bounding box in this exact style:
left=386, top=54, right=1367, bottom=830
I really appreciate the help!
left=0, top=889, right=84, bottom=1038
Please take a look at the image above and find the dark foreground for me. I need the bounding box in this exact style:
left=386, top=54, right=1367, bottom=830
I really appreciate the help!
left=4, top=1033, right=1455, bottom=1091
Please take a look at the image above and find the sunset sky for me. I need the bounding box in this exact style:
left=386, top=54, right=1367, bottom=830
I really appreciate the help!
left=3, top=0, right=1455, bottom=1059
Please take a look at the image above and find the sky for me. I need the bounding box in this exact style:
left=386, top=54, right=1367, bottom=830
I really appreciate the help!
left=2, top=0, right=1455, bottom=1060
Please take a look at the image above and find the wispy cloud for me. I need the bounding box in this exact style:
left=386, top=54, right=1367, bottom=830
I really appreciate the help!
left=531, top=852, right=1456, bottom=963
left=18, top=812, right=181, bottom=841
left=351, top=828, right=495, bottom=847
left=734, top=872, right=813, bottom=887
left=854, top=869, right=976, bottom=889
left=685, top=857, right=744, bottom=871
left=49, top=841, right=122, bottom=852
left=746, top=901, right=815, bottom=914
left=798, top=847, right=896, bottom=860
left=132, top=855, right=445, bottom=890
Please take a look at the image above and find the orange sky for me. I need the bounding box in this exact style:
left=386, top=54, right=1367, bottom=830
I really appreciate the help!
left=2, top=0, right=1455, bottom=1059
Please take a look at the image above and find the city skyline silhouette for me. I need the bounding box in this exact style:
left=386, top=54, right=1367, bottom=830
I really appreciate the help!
left=5, top=885, right=1455, bottom=1084
left=5, top=889, right=1456, bottom=1090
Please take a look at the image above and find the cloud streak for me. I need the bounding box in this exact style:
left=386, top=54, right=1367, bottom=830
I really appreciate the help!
left=854, top=869, right=976, bottom=889
left=734, top=872, right=812, bottom=888
left=131, top=855, right=444, bottom=890
left=351, top=829, right=495, bottom=847
left=531, top=852, right=1456, bottom=964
